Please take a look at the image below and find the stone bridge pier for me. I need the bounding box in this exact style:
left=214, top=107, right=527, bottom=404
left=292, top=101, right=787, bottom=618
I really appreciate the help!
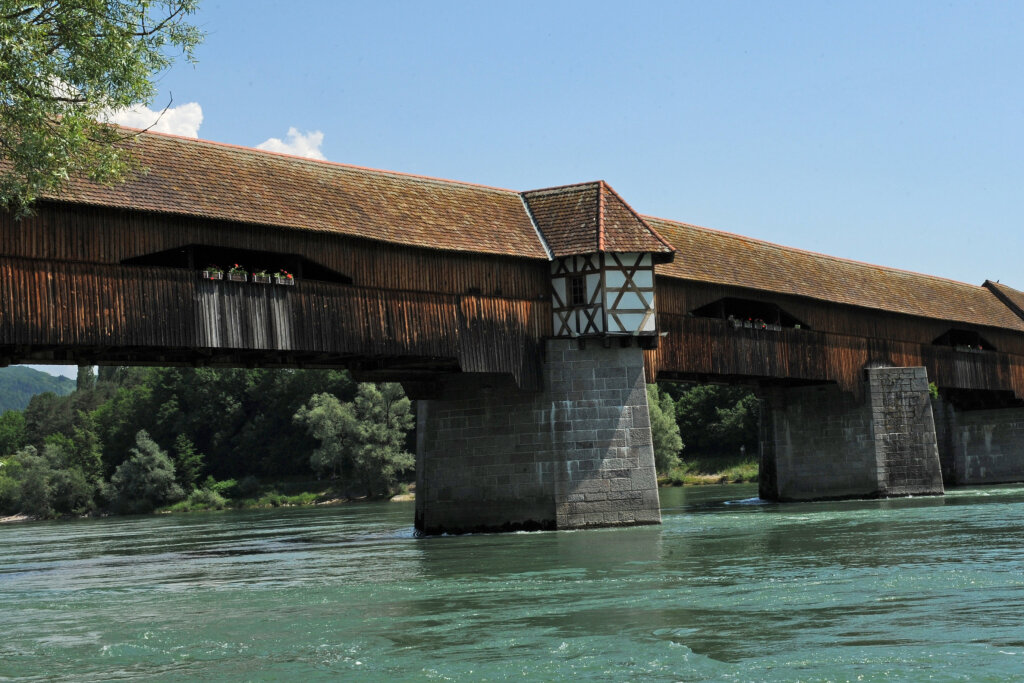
left=759, top=367, right=944, bottom=501
left=932, top=399, right=1024, bottom=485
left=413, top=339, right=661, bottom=535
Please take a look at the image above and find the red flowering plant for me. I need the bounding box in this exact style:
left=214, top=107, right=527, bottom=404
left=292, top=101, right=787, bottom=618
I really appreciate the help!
left=228, top=263, right=246, bottom=275
left=275, top=269, right=294, bottom=280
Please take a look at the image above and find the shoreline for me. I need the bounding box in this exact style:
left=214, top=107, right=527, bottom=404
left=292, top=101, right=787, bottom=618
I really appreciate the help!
left=0, top=480, right=757, bottom=524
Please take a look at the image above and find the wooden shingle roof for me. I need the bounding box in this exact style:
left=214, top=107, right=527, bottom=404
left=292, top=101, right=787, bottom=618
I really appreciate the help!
left=22, top=128, right=1024, bottom=331
left=646, top=216, right=1024, bottom=332
left=52, top=130, right=549, bottom=259
left=522, top=181, right=674, bottom=260
left=985, top=281, right=1024, bottom=322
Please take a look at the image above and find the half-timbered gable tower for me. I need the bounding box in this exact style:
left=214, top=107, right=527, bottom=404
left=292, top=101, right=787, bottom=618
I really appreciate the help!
left=523, top=182, right=674, bottom=341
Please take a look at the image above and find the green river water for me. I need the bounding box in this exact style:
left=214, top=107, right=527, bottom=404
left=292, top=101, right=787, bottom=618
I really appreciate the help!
left=3, top=484, right=1024, bottom=681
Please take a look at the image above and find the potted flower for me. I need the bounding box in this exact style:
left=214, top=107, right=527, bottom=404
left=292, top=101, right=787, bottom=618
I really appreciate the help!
left=227, top=264, right=247, bottom=282
left=252, top=269, right=272, bottom=284
left=274, top=269, right=295, bottom=286
left=201, top=264, right=223, bottom=280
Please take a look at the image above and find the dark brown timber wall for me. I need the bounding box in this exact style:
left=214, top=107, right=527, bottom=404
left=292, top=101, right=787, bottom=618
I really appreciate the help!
left=0, top=257, right=549, bottom=388
left=2, top=202, right=550, bottom=300
left=648, top=279, right=1024, bottom=398
left=0, top=204, right=552, bottom=386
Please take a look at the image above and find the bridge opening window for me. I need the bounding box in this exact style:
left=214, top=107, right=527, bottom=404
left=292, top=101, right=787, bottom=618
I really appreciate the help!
left=121, top=245, right=353, bottom=285
left=691, top=297, right=807, bottom=330
left=570, top=275, right=586, bottom=306
left=932, top=329, right=996, bottom=352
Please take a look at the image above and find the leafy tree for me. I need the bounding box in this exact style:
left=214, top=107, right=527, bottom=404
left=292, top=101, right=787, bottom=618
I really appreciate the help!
left=69, top=411, right=104, bottom=483
left=0, top=410, right=26, bottom=456
left=0, top=443, right=97, bottom=517
left=350, top=383, right=415, bottom=496
left=0, top=0, right=202, bottom=214
left=93, top=380, right=155, bottom=475
left=109, top=429, right=183, bottom=512
left=11, top=446, right=53, bottom=517
left=669, top=384, right=759, bottom=457
left=22, top=391, right=72, bottom=446
left=47, top=462, right=96, bottom=515
left=172, top=433, right=203, bottom=491
left=0, top=461, right=20, bottom=513
left=294, top=383, right=414, bottom=496
left=647, top=384, right=683, bottom=473
left=710, top=392, right=759, bottom=454
left=76, top=366, right=96, bottom=392
left=294, top=392, right=358, bottom=480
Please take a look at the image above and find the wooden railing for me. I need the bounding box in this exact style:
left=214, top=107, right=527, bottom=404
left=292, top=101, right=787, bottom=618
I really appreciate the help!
left=647, top=314, right=1024, bottom=398
left=0, top=257, right=550, bottom=389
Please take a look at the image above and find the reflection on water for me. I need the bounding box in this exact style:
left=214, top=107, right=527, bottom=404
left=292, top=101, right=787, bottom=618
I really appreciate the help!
left=4, top=484, right=1024, bottom=680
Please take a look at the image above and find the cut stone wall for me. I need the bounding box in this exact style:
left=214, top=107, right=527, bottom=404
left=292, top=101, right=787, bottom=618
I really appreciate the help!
left=932, top=399, right=1024, bottom=485
left=760, top=367, right=943, bottom=501
left=866, top=367, right=943, bottom=496
left=415, top=339, right=661, bottom=534
left=759, top=383, right=878, bottom=501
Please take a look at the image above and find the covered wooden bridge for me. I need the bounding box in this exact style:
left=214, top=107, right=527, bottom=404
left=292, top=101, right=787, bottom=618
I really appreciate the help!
left=3, top=129, right=1024, bottom=532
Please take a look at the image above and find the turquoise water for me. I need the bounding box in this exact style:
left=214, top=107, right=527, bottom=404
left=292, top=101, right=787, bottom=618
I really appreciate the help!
left=3, top=485, right=1024, bottom=681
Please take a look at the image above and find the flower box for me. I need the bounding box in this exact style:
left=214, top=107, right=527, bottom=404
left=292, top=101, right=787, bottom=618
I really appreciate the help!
left=274, top=276, right=295, bottom=286
left=201, top=270, right=223, bottom=281
left=227, top=272, right=247, bottom=282
left=252, top=275, right=272, bottom=284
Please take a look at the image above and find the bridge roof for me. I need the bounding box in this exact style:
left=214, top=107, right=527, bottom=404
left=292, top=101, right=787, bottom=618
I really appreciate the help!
left=522, top=182, right=675, bottom=260
left=646, top=216, right=1024, bottom=332
left=25, top=128, right=1024, bottom=331
left=985, top=281, right=1024, bottom=322
left=52, top=130, right=550, bottom=259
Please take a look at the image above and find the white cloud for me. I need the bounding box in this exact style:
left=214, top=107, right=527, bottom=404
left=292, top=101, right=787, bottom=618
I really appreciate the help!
left=105, top=102, right=204, bottom=138
left=256, top=127, right=326, bottom=160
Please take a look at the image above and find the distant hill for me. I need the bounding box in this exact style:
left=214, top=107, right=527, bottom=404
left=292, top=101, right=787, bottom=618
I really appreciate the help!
left=0, top=367, right=76, bottom=413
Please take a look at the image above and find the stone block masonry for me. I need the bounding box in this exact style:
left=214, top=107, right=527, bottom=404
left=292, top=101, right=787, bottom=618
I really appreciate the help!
left=865, top=367, right=943, bottom=496
left=415, top=338, right=661, bottom=534
left=760, top=367, right=943, bottom=501
left=932, top=398, right=1024, bottom=485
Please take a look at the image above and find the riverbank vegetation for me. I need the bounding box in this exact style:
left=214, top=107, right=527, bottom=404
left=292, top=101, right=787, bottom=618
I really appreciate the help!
left=0, top=365, right=760, bottom=521
left=0, top=367, right=415, bottom=520
left=648, top=383, right=760, bottom=486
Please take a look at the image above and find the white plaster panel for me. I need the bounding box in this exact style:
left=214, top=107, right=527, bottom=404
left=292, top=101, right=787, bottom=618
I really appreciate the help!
left=608, top=291, right=650, bottom=311
left=552, top=278, right=566, bottom=304
left=605, top=269, right=626, bottom=288
left=615, top=313, right=646, bottom=332
left=630, top=268, right=653, bottom=289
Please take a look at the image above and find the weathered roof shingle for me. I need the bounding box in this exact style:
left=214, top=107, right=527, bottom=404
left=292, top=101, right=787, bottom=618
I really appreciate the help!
left=646, top=216, right=1024, bottom=331
left=53, top=130, right=548, bottom=259
left=522, top=181, right=674, bottom=260
left=23, top=127, right=1024, bottom=331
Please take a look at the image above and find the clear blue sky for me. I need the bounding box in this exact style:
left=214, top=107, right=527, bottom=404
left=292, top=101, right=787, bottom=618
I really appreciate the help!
left=31, top=0, right=1024, bottom=377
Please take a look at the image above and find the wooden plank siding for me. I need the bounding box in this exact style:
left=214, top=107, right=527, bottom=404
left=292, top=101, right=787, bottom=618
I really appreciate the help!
left=6, top=204, right=1024, bottom=399
left=648, top=278, right=1024, bottom=398
left=2, top=202, right=550, bottom=301
left=0, top=256, right=549, bottom=389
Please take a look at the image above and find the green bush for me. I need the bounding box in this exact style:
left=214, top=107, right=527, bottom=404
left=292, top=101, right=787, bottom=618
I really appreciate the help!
left=110, top=430, right=184, bottom=513
left=187, top=487, right=226, bottom=509
left=236, top=475, right=260, bottom=498
left=660, top=456, right=758, bottom=486
left=200, top=476, right=239, bottom=497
